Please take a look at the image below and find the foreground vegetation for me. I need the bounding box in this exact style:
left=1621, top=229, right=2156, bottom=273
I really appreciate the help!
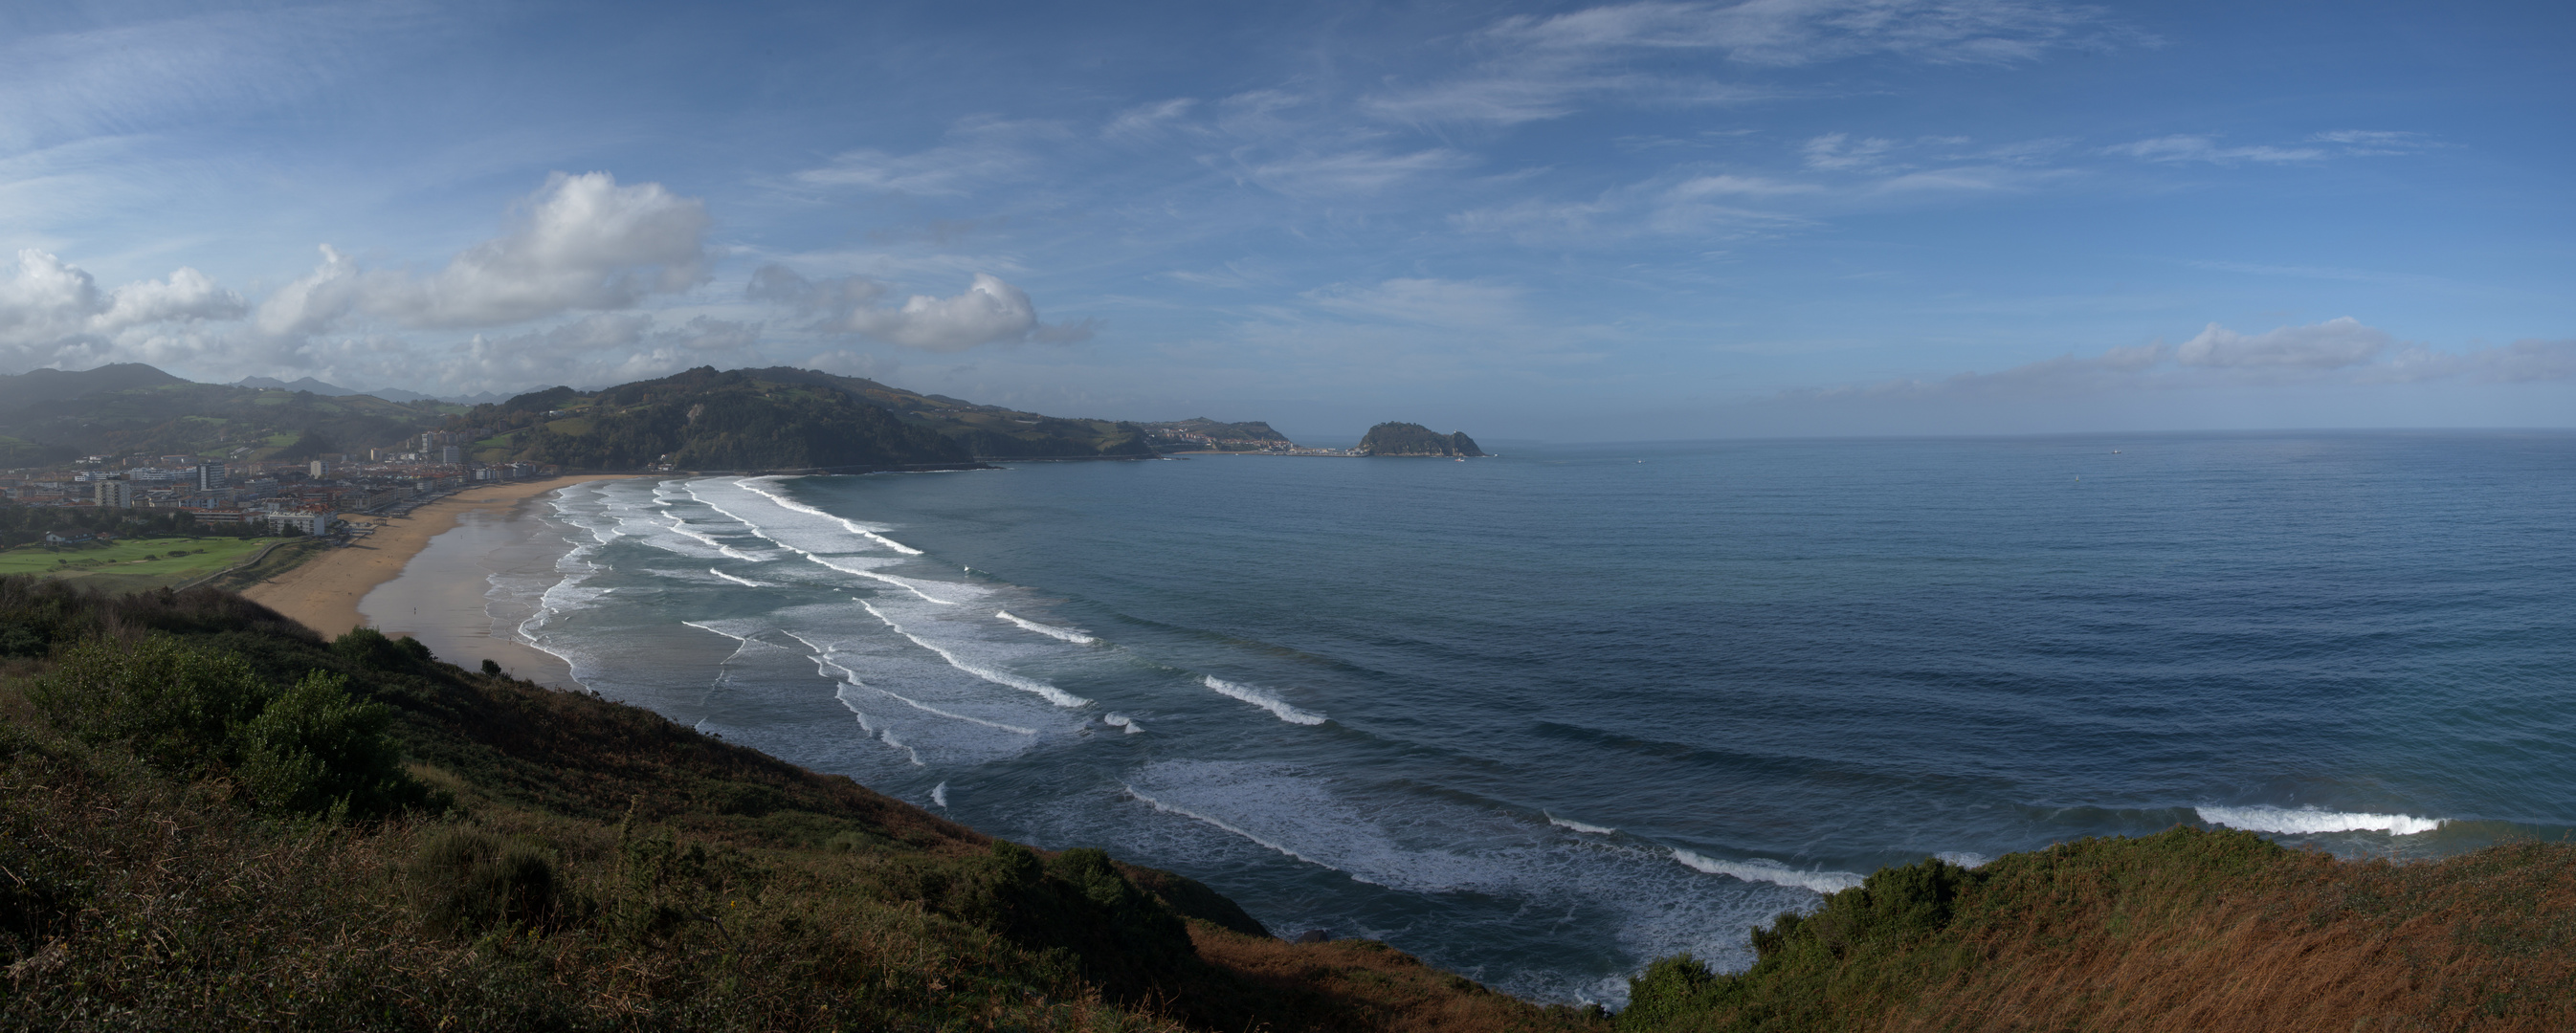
left=4, top=577, right=2570, bottom=1030
left=0, top=579, right=1589, bottom=1031
left=1617, top=827, right=2576, bottom=1031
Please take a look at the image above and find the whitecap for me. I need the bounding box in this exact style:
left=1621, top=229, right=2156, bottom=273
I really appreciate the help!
left=860, top=601, right=1092, bottom=708
left=1671, top=848, right=1865, bottom=894
left=708, top=568, right=763, bottom=587
left=1935, top=851, right=1993, bottom=868
left=1201, top=675, right=1326, bottom=725
left=1547, top=813, right=1617, bottom=836
left=2196, top=804, right=2445, bottom=836
left=1103, top=713, right=1144, bottom=734
left=931, top=781, right=948, bottom=807
left=998, top=609, right=1099, bottom=645
left=736, top=477, right=924, bottom=555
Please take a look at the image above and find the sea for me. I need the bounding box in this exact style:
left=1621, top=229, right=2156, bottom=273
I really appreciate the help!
left=405, top=430, right=2576, bottom=1005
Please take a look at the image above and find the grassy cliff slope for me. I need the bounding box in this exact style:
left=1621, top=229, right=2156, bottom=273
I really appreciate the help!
left=0, top=579, right=1594, bottom=1032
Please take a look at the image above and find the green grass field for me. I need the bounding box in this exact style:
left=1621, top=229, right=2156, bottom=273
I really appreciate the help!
left=0, top=535, right=292, bottom=592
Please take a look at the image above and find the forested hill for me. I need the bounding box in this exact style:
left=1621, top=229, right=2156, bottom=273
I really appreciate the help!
left=1356, top=422, right=1484, bottom=456
left=460, top=366, right=1157, bottom=469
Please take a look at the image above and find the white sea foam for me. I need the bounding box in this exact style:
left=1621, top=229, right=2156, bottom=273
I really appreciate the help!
left=2197, top=805, right=2446, bottom=836
left=1671, top=849, right=1866, bottom=894
left=861, top=601, right=1091, bottom=708
left=1547, top=814, right=1617, bottom=836
left=931, top=782, right=948, bottom=807
left=736, top=478, right=924, bottom=554
left=1103, top=713, right=1144, bottom=734
left=1201, top=675, right=1326, bottom=725
left=997, top=609, right=1098, bottom=645
left=872, top=686, right=1040, bottom=735
left=708, top=568, right=763, bottom=587
left=1936, top=851, right=1993, bottom=868
left=1123, top=784, right=1357, bottom=875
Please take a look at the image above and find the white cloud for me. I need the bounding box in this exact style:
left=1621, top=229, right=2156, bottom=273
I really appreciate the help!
left=1802, top=132, right=1898, bottom=170
left=751, top=266, right=1095, bottom=352
left=252, top=172, right=710, bottom=336
left=2101, top=134, right=2325, bottom=165
left=0, top=248, right=245, bottom=371
left=2174, top=317, right=2387, bottom=368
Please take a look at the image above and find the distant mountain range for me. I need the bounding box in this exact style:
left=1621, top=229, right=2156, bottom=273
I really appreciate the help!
left=231, top=376, right=510, bottom=406
left=0, top=363, right=1227, bottom=471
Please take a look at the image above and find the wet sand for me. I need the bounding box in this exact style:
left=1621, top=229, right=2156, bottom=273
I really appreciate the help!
left=241, top=476, right=651, bottom=685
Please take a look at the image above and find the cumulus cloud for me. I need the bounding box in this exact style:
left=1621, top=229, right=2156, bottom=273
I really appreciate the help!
left=749, top=265, right=1095, bottom=351
left=253, top=172, right=709, bottom=336
left=0, top=248, right=245, bottom=371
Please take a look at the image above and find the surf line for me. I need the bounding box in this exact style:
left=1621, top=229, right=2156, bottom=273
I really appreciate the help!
left=1122, top=784, right=1382, bottom=885
left=684, top=485, right=958, bottom=604
left=997, top=609, right=1099, bottom=645
left=859, top=600, right=1093, bottom=708
left=734, top=477, right=925, bottom=555
left=1200, top=675, right=1326, bottom=726
left=1671, top=848, right=1865, bottom=894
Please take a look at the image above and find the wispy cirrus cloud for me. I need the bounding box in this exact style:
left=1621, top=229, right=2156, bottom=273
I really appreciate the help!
left=1784, top=318, right=2575, bottom=404
left=1366, top=0, right=2143, bottom=128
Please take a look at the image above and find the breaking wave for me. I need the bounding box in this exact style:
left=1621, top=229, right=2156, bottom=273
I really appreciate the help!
left=997, top=609, right=1099, bottom=645
left=861, top=601, right=1092, bottom=708
left=2197, top=805, right=2446, bottom=836
left=737, top=478, right=924, bottom=555
left=1671, top=848, right=1865, bottom=894
left=1201, top=675, right=1326, bottom=725
left=1547, top=814, right=1617, bottom=836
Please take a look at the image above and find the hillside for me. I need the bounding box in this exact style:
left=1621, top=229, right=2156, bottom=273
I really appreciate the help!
left=1356, top=422, right=1483, bottom=457
left=0, top=367, right=455, bottom=467
left=0, top=364, right=1171, bottom=471
left=0, top=578, right=1597, bottom=1031
left=455, top=366, right=1155, bottom=469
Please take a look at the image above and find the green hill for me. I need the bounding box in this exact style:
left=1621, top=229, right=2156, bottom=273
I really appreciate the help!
left=1356, top=422, right=1483, bottom=457
left=0, top=369, right=456, bottom=467
left=452, top=366, right=1159, bottom=470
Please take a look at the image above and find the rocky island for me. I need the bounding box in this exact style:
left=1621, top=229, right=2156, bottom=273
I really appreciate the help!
left=1356, top=421, right=1485, bottom=457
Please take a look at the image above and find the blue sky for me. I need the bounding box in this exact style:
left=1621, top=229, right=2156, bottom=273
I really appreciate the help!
left=3, top=0, right=2569, bottom=440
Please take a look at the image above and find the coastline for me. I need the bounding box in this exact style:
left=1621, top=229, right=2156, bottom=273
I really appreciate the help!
left=241, top=475, right=653, bottom=686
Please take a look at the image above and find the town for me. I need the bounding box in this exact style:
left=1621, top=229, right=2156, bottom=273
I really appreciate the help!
left=0, top=429, right=548, bottom=540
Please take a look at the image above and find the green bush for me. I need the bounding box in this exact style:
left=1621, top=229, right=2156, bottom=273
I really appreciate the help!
left=238, top=670, right=420, bottom=819
left=332, top=626, right=432, bottom=670
left=29, top=633, right=267, bottom=773
left=28, top=633, right=424, bottom=821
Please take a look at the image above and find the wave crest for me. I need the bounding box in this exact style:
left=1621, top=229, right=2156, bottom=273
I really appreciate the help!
left=2196, top=804, right=2445, bottom=836
left=1671, top=848, right=1865, bottom=894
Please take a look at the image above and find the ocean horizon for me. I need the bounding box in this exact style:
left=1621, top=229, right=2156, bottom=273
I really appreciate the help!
left=366, top=429, right=2576, bottom=1006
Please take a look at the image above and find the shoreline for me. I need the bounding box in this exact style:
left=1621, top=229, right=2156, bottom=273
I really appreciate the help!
left=240, top=476, right=654, bottom=684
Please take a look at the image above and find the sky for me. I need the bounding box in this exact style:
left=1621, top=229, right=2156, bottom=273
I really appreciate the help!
left=2, top=0, right=2570, bottom=441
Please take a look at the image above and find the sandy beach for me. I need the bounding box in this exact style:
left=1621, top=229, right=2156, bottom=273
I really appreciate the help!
left=242, top=475, right=652, bottom=684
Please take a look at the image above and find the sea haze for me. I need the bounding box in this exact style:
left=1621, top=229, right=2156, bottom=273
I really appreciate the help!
left=481, top=431, right=2576, bottom=1005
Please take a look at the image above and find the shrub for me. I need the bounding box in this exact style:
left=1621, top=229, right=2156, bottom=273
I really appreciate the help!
left=409, top=826, right=564, bottom=936
left=479, top=658, right=501, bottom=676
left=332, top=626, right=431, bottom=670
left=237, top=670, right=421, bottom=819
left=28, top=634, right=267, bottom=774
